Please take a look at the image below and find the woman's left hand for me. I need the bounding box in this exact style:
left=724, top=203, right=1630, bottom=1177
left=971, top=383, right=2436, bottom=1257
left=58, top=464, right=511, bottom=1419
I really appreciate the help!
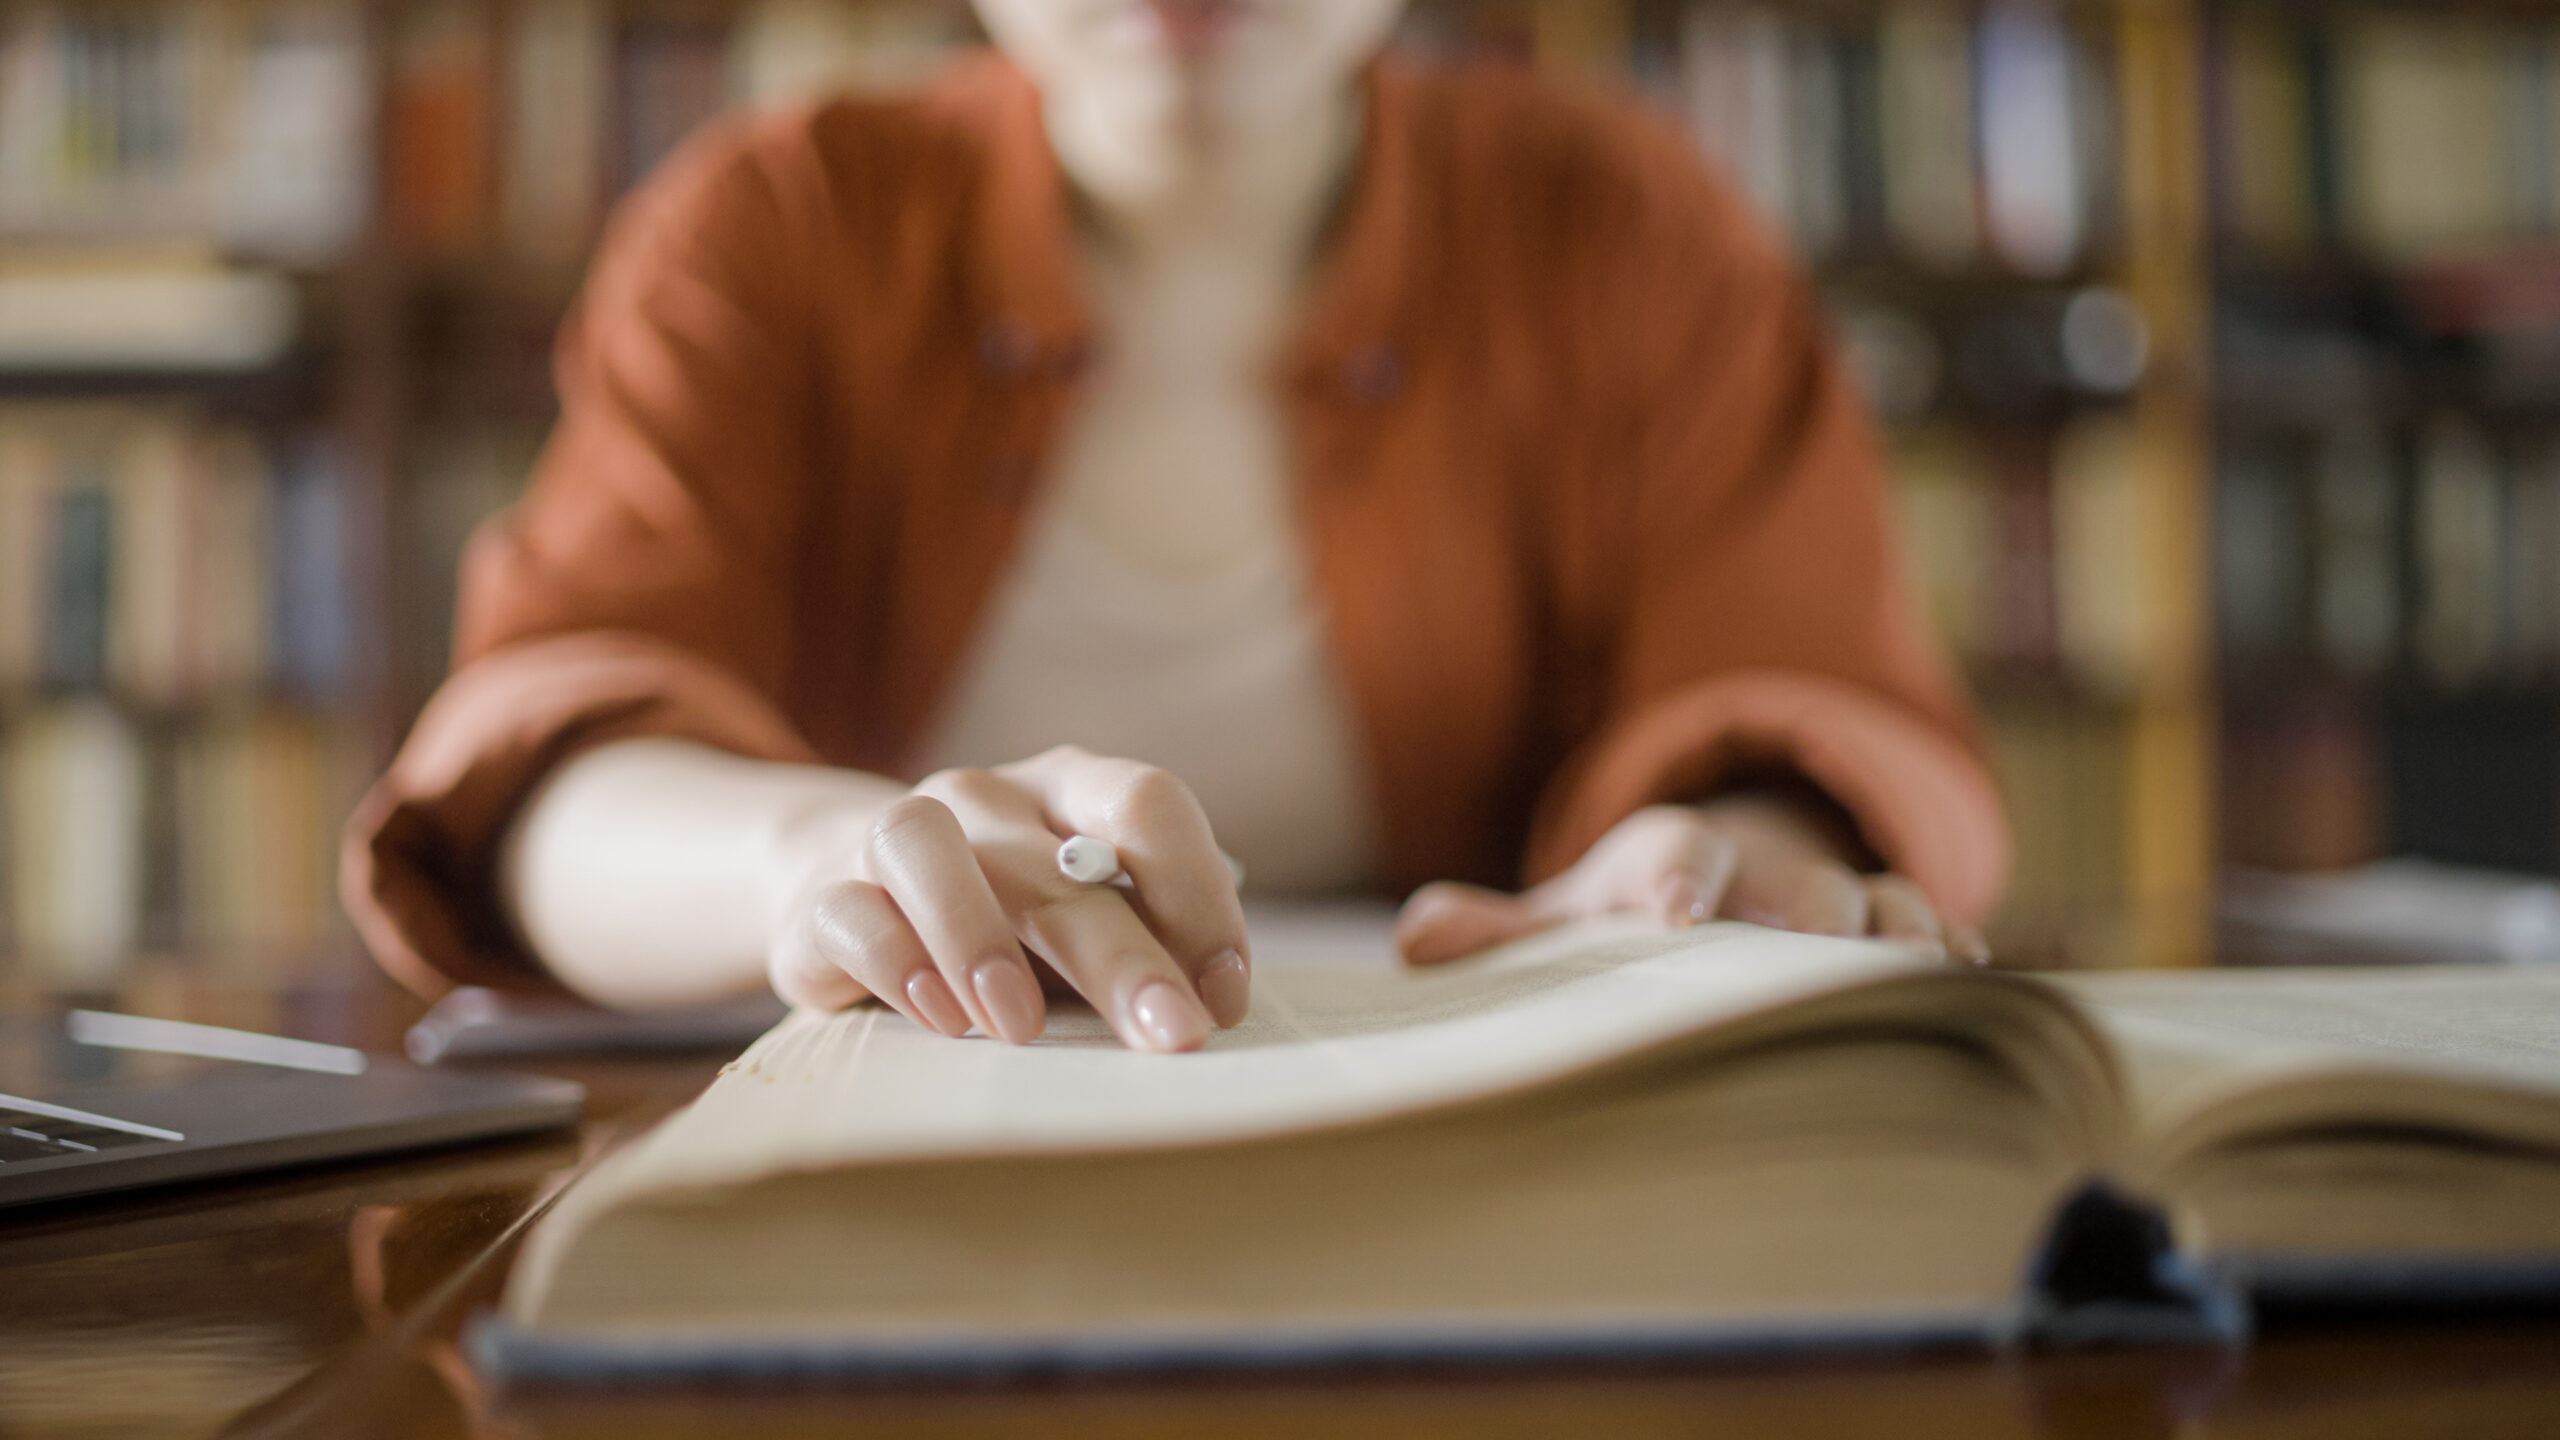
left=1394, top=794, right=1989, bottom=968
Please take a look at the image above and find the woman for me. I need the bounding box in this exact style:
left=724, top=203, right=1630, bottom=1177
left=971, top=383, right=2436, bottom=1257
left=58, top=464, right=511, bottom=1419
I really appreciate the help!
left=344, top=0, right=2012, bottom=1053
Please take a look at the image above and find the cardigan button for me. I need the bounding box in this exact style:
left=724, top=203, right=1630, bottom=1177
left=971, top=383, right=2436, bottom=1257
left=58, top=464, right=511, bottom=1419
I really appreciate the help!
left=1340, top=345, right=1404, bottom=403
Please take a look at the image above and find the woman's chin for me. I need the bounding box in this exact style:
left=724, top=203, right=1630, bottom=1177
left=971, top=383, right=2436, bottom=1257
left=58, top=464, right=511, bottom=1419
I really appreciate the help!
left=1142, top=0, right=1253, bottom=58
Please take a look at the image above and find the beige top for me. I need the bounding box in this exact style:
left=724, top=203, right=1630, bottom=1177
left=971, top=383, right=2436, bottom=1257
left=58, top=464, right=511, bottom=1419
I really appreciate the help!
left=910, top=187, right=1383, bottom=892
left=911, top=495, right=1383, bottom=893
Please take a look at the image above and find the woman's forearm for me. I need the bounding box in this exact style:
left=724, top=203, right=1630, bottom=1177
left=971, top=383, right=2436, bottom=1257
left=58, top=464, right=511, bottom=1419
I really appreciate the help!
left=498, top=738, right=904, bottom=1009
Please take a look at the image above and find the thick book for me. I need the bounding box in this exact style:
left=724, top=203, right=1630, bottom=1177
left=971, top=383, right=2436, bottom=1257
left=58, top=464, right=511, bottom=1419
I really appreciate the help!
left=475, top=922, right=2560, bottom=1380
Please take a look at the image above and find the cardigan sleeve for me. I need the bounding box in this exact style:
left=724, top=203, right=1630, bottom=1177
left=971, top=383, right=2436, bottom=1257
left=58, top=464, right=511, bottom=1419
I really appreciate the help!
left=1522, top=141, right=2012, bottom=925
left=341, top=121, right=826, bottom=997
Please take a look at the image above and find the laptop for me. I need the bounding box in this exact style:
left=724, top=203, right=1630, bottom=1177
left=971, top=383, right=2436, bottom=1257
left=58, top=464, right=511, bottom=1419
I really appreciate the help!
left=0, top=1007, right=585, bottom=1211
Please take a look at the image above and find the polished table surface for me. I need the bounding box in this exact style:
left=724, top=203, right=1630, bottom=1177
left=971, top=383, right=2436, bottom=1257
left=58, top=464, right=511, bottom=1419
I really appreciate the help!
left=4, top=961, right=2560, bottom=1440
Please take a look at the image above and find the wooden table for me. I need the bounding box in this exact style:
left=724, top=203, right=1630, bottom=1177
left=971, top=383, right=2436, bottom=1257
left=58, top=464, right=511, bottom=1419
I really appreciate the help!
left=4, top=966, right=2559, bottom=1440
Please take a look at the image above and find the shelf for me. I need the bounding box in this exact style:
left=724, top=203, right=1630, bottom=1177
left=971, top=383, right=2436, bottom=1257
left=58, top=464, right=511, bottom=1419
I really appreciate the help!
left=0, top=362, right=328, bottom=415
left=2221, top=671, right=2560, bottom=710
left=0, top=690, right=373, bottom=726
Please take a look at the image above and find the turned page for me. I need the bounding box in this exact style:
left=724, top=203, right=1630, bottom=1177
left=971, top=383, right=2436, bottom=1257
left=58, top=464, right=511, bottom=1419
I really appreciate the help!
left=567, top=920, right=1961, bottom=1198
left=2046, top=968, right=2560, bottom=1154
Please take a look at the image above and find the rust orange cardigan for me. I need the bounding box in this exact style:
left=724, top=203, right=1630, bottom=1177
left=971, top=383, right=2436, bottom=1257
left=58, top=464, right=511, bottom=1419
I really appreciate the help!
left=343, top=51, right=2013, bottom=999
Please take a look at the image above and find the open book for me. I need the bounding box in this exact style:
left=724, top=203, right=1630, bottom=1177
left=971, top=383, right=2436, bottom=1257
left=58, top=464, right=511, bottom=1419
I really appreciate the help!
left=476, top=918, right=2560, bottom=1378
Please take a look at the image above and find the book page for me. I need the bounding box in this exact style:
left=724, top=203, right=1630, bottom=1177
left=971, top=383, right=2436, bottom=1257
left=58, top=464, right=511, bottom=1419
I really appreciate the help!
left=1237, top=898, right=1406, bottom=971
left=563, top=920, right=1969, bottom=1201
left=2047, top=967, right=2560, bottom=1155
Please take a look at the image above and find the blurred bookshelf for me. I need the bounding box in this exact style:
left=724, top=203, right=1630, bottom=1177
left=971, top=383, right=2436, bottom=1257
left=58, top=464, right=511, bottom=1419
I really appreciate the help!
left=20, top=0, right=2560, bottom=986
left=2201, top=0, right=2560, bottom=957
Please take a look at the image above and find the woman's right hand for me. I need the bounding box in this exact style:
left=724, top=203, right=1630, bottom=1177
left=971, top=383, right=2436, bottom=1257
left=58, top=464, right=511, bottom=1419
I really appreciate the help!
left=763, top=746, right=1251, bottom=1053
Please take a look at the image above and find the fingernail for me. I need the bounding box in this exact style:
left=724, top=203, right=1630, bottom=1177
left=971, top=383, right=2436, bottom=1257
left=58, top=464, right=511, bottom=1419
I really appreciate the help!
left=905, top=971, right=973, bottom=1038
left=1129, top=979, right=1211, bottom=1052
left=1197, top=949, right=1251, bottom=1027
left=971, top=959, right=1046, bottom=1044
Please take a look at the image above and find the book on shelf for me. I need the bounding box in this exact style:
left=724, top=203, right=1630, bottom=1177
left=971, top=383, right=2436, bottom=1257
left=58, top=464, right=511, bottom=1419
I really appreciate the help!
left=399, top=426, right=539, bottom=698
left=2500, top=436, right=2560, bottom=682
left=0, top=256, right=297, bottom=373
left=1886, top=416, right=2143, bottom=963
left=1, top=700, right=143, bottom=987
left=391, top=0, right=968, bottom=261
left=1984, top=435, right=2061, bottom=674
left=503, top=0, right=612, bottom=264
left=2047, top=413, right=2144, bottom=696
left=2214, top=437, right=2305, bottom=670
left=2504, top=29, right=2560, bottom=242
left=1888, top=423, right=1993, bottom=667
left=1974, top=0, right=2084, bottom=279
left=42, top=451, right=110, bottom=694
left=2216, top=6, right=2560, bottom=262
left=2412, top=418, right=2504, bottom=690
left=389, top=0, right=496, bottom=255
left=1674, top=8, right=1791, bottom=251
left=1983, top=699, right=2128, bottom=967
left=173, top=709, right=363, bottom=970
left=0, top=404, right=363, bottom=977
left=1876, top=2, right=1982, bottom=271
left=269, top=438, right=358, bottom=704
left=2214, top=11, right=2317, bottom=256
left=1780, top=14, right=1847, bottom=261
left=0, top=405, right=347, bottom=708
left=731, top=0, right=967, bottom=105
left=1529, top=0, right=1628, bottom=82
left=0, top=422, right=35, bottom=694
left=1452, top=1, right=2112, bottom=277
left=2, top=698, right=363, bottom=981
left=227, top=5, right=376, bottom=259
left=1888, top=413, right=2149, bottom=694
left=480, top=919, right=2560, bottom=1378
left=2335, top=16, right=2510, bottom=262
left=0, top=2, right=369, bottom=259
left=2307, top=425, right=2397, bottom=681
left=2221, top=693, right=2383, bottom=875
left=2214, top=412, right=2560, bottom=695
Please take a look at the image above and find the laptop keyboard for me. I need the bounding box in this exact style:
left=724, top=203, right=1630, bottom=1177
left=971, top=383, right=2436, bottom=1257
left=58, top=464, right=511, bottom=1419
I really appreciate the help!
left=0, top=1110, right=160, bottom=1162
